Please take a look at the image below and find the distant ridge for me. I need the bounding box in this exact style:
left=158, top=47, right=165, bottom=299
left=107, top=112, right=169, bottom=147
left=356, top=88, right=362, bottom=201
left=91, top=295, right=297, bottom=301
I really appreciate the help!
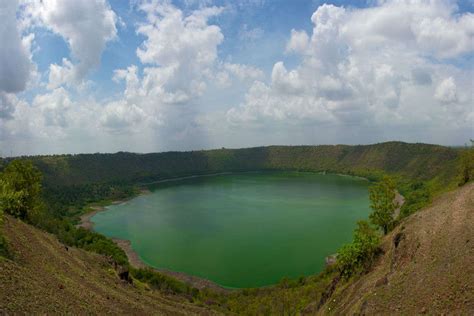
left=2, top=142, right=459, bottom=188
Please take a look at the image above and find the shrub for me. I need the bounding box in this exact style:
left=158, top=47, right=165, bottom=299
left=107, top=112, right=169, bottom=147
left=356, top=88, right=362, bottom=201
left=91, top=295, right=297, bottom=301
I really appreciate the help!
left=399, top=181, right=431, bottom=218
left=458, top=143, right=474, bottom=186
left=130, top=267, right=197, bottom=296
left=337, top=221, right=380, bottom=279
left=0, top=160, right=42, bottom=220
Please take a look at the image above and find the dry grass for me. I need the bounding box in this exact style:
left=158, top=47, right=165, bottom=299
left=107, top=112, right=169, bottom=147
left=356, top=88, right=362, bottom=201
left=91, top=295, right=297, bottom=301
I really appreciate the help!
left=0, top=216, right=220, bottom=315
left=319, top=183, right=474, bottom=314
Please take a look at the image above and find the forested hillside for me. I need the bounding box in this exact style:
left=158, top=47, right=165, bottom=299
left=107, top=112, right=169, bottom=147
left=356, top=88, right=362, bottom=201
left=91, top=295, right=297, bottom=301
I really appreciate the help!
left=0, top=142, right=462, bottom=221
left=2, top=142, right=459, bottom=188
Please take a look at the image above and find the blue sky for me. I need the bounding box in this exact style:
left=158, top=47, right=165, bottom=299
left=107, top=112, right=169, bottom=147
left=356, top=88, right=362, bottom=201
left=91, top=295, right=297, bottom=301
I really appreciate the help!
left=0, top=0, right=473, bottom=155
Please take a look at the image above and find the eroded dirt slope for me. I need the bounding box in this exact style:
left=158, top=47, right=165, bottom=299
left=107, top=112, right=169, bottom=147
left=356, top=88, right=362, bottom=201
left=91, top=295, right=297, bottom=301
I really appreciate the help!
left=0, top=216, right=218, bottom=315
left=320, top=183, right=474, bottom=314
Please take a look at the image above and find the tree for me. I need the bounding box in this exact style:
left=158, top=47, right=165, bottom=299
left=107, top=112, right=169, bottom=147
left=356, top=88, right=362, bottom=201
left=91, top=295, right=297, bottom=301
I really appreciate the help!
left=459, top=139, right=474, bottom=186
left=337, top=220, right=380, bottom=279
left=0, top=160, right=42, bottom=220
left=369, top=176, right=398, bottom=234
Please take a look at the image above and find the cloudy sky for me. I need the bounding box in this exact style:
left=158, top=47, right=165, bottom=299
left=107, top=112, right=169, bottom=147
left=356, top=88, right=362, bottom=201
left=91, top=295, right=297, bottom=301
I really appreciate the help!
left=0, top=0, right=473, bottom=155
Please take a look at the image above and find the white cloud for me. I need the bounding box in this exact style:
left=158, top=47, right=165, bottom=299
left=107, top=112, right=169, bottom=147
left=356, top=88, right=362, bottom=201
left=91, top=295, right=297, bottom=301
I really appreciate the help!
left=286, top=29, right=309, bottom=54
left=0, top=0, right=34, bottom=94
left=341, top=0, right=474, bottom=59
left=0, top=93, right=17, bottom=120
left=227, top=0, right=474, bottom=134
left=47, top=58, right=75, bottom=90
left=100, top=100, right=150, bottom=133
left=135, top=1, right=223, bottom=103
left=32, top=88, right=73, bottom=127
left=0, top=88, right=78, bottom=142
left=2, top=0, right=472, bottom=154
left=434, top=77, right=458, bottom=104
left=98, top=0, right=232, bottom=135
left=216, top=62, right=264, bottom=86
left=23, top=0, right=118, bottom=88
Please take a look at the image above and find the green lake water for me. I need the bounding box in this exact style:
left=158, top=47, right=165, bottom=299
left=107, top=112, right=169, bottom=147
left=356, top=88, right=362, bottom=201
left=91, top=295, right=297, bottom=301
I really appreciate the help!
left=92, top=172, right=370, bottom=288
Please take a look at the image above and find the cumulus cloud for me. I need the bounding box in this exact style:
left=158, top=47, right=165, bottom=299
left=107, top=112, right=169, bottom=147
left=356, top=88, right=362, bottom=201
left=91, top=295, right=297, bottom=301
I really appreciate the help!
left=216, top=62, right=264, bottom=87
left=0, top=0, right=33, bottom=94
left=286, top=29, right=309, bottom=54
left=100, top=100, right=149, bottom=133
left=228, top=0, right=474, bottom=133
left=0, top=93, right=17, bottom=120
left=2, top=0, right=472, bottom=154
left=135, top=1, right=223, bottom=103
left=32, top=88, right=73, bottom=127
left=341, top=0, right=474, bottom=59
left=435, top=77, right=458, bottom=104
left=47, top=58, right=76, bottom=90
left=23, top=0, right=118, bottom=88
left=96, top=0, right=228, bottom=134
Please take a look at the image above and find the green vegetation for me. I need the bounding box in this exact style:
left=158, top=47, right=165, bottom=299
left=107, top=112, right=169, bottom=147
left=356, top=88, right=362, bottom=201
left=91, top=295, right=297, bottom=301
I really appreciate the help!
left=336, top=176, right=401, bottom=279
left=0, top=141, right=469, bottom=314
left=369, top=176, right=398, bottom=234
left=399, top=181, right=432, bottom=218
left=131, top=268, right=199, bottom=298
left=0, top=160, right=43, bottom=257
left=458, top=140, right=474, bottom=186
left=336, top=221, right=380, bottom=279
left=5, top=141, right=456, bottom=186
left=0, top=142, right=458, bottom=224
left=0, top=160, right=128, bottom=266
left=0, top=160, right=42, bottom=220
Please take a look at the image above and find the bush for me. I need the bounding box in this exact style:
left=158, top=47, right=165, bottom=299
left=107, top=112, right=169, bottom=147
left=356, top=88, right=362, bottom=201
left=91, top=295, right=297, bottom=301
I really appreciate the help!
left=399, top=181, right=431, bottom=218
left=130, top=267, right=198, bottom=297
left=458, top=143, right=474, bottom=186
left=30, top=211, right=128, bottom=266
left=337, top=221, right=380, bottom=279
left=0, top=160, right=42, bottom=220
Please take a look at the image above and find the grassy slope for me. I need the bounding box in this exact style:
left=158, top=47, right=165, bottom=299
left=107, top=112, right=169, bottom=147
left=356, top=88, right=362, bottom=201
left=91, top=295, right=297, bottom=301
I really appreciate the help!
left=0, top=215, right=219, bottom=315
left=318, top=182, right=474, bottom=314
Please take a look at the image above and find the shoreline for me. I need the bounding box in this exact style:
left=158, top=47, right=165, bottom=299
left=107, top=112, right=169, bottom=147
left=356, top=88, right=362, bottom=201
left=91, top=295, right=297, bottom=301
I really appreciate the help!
left=139, top=172, right=234, bottom=185
left=76, top=170, right=380, bottom=293
left=112, top=237, right=230, bottom=293
left=77, top=197, right=231, bottom=293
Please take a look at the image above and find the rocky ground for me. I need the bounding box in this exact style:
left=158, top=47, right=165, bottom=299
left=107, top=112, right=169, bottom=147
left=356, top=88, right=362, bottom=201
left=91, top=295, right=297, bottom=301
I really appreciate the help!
left=319, top=183, right=474, bottom=314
